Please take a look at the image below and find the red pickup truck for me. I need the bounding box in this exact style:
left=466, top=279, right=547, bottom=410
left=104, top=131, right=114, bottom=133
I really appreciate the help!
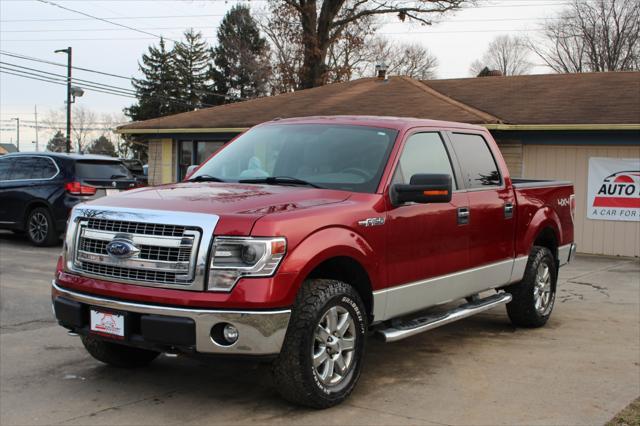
left=52, top=116, right=575, bottom=408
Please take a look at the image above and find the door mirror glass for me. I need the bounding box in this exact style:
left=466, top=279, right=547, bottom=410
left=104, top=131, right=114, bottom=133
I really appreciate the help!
left=390, top=173, right=452, bottom=206
left=185, top=165, right=199, bottom=180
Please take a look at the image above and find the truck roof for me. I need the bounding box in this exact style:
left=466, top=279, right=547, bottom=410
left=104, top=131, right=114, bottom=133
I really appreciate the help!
left=262, top=115, right=487, bottom=132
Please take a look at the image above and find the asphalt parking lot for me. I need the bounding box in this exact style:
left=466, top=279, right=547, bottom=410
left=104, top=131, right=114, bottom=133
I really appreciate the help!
left=1, top=231, right=638, bottom=426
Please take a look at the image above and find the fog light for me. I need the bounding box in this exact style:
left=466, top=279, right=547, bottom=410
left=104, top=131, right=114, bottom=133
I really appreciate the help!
left=223, top=324, right=239, bottom=343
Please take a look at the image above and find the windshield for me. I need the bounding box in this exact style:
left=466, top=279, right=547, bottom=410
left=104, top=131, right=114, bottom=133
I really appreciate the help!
left=192, top=124, right=398, bottom=193
left=75, top=161, right=133, bottom=179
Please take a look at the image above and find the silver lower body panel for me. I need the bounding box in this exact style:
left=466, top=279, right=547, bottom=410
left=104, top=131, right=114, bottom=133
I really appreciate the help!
left=52, top=281, right=291, bottom=355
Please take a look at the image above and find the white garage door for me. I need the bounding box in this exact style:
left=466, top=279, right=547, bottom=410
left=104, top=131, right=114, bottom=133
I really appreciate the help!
left=523, top=144, right=640, bottom=257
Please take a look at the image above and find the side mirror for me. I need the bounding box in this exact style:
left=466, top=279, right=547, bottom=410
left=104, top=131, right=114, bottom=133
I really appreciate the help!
left=390, top=174, right=452, bottom=206
left=184, top=164, right=199, bottom=180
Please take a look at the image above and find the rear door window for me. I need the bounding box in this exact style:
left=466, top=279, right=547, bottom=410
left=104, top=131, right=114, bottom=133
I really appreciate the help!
left=75, top=161, right=132, bottom=179
left=449, top=133, right=501, bottom=189
left=9, top=157, right=38, bottom=180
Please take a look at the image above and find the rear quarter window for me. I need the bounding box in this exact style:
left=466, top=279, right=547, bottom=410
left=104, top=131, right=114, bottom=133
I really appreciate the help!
left=75, top=161, right=132, bottom=179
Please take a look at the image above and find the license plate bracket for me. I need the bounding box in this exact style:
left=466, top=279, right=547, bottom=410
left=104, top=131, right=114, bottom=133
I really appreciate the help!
left=90, top=308, right=127, bottom=340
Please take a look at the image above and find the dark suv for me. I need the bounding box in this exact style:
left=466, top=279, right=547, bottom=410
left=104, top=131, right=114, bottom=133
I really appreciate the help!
left=0, top=153, right=137, bottom=246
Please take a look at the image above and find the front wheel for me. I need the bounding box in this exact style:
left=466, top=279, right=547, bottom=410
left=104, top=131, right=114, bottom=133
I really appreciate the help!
left=273, top=279, right=367, bottom=408
left=506, top=246, right=557, bottom=328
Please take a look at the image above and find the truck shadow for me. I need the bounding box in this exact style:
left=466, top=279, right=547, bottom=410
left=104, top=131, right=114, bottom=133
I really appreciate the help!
left=80, top=313, right=517, bottom=418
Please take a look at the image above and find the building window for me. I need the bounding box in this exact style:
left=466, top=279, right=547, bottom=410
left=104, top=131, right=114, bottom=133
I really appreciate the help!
left=178, top=140, right=225, bottom=180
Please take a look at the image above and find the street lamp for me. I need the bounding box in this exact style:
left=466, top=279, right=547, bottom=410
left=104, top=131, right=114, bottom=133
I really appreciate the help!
left=54, top=47, right=72, bottom=153
left=11, top=117, right=19, bottom=152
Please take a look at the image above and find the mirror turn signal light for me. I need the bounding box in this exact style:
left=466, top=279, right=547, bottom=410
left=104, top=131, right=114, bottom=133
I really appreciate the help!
left=423, top=190, right=449, bottom=196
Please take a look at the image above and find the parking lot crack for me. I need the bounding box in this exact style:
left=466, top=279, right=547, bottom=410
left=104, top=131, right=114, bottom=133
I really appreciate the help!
left=346, top=402, right=451, bottom=425
left=567, top=280, right=610, bottom=297
left=54, top=390, right=177, bottom=424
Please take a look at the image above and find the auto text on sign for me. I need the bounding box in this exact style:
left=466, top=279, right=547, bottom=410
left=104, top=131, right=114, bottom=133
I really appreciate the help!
left=587, top=157, right=640, bottom=222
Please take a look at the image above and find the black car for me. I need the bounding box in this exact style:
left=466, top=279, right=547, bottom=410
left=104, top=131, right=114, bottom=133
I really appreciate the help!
left=121, top=159, right=148, bottom=186
left=0, top=153, right=137, bottom=246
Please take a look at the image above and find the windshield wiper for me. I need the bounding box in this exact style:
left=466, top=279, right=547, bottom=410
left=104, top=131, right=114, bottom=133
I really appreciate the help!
left=110, top=174, right=129, bottom=179
left=188, top=174, right=225, bottom=182
left=239, top=176, right=324, bottom=189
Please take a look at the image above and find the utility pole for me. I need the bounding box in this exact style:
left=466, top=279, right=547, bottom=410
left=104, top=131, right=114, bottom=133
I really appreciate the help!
left=11, top=118, right=19, bottom=152
left=55, top=47, right=72, bottom=153
left=34, top=105, right=39, bottom=152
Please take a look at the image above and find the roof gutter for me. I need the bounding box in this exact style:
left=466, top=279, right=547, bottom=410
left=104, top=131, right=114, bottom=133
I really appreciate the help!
left=483, top=123, right=640, bottom=131
left=115, top=127, right=250, bottom=135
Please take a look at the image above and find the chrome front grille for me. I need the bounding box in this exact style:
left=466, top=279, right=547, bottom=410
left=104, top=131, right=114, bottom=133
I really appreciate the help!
left=71, top=214, right=202, bottom=287
left=78, top=261, right=178, bottom=284
left=86, top=218, right=185, bottom=237
left=78, top=237, right=192, bottom=262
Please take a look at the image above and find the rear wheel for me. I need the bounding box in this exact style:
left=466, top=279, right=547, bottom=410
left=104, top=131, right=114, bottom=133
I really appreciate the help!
left=273, top=279, right=367, bottom=408
left=506, top=246, right=557, bottom=328
left=81, top=335, right=160, bottom=368
left=26, top=207, right=58, bottom=246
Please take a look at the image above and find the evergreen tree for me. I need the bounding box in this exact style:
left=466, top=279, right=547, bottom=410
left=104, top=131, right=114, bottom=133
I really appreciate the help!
left=213, top=5, right=271, bottom=101
left=46, top=131, right=66, bottom=152
left=87, top=135, right=116, bottom=157
left=126, top=37, right=180, bottom=121
left=174, top=29, right=213, bottom=109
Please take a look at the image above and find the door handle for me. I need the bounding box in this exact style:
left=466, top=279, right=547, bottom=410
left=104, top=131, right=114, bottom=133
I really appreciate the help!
left=457, top=207, right=470, bottom=225
left=504, top=202, right=514, bottom=219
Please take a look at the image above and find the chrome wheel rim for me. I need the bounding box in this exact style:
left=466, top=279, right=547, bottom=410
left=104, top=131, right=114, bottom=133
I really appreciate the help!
left=312, top=305, right=357, bottom=386
left=533, top=263, right=553, bottom=315
left=28, top=212, right=48, bottom=243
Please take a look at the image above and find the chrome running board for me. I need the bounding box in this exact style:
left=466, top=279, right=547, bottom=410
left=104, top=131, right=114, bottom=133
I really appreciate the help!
left=377, top=292, right=512, bottom=343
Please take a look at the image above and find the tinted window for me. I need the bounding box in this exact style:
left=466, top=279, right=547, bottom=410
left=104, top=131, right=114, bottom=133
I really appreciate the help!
left=75, top=161, right=132, bottom=179
left=0, top=158, right=12, bottom=180
left=30, top=157, right=58, bottom=179
left=9, top=157, right=38, bottom=180
left=449, top=133, right=501, bottom=188
left=392, top=133, right=456, bottom=188
left=193, top=124, right=398, bottom=193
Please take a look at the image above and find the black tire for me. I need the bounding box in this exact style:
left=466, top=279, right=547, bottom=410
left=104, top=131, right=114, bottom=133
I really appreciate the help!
left=273, top=279, right=367, bottom=408
left=81, top=335, right=160, bottom=368
left=506, top=246, right=557, bottom=328
left=25, top=207, right=58, bottom=247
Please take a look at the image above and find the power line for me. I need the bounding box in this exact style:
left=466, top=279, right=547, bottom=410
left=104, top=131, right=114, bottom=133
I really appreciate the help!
left=1, top=27, right=546, bottom=42
left=0, top=50, right=133, bottom=80
left=0, top=16, right=567, bottom=33
left=0, top=51, right=235, bottom=100
left=34, top=0, right=178, bottom=42
left=0, top=61, right=137, bottom=95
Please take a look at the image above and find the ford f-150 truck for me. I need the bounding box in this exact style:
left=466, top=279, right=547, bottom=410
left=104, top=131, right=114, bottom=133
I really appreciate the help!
left=52, top=116, right=575, bottom=408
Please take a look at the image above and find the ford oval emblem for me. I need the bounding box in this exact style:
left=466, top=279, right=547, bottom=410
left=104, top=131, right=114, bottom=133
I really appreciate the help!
left=105, top=240, right=140, bottom=259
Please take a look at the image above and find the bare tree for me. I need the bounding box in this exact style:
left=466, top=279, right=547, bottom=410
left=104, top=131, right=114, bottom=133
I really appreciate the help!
left=277, top=0, right=465, bottom=88
left=261, top=0, right=377, bottom=92
left=71, top=106, right=97, bottom=153
left=469, top=35, right=532, bottom=76
left=531, top=0, right=640, bottom=73
left=364, top=37, right=439, bottom=79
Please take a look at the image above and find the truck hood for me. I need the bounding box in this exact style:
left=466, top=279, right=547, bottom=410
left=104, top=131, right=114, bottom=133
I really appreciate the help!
left=82, top=182, right=351, bottom=234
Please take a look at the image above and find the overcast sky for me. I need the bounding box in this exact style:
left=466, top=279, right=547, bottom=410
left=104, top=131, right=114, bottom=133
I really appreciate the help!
left=0, top=0, right=568, bottom=151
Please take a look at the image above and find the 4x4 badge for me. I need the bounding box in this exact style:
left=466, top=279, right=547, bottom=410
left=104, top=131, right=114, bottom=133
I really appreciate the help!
left=357, top=217, right=385, bottom=227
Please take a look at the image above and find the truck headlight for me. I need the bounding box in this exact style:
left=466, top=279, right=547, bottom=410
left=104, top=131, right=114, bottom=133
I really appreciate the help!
left=208, top=236, right=286, bottom=292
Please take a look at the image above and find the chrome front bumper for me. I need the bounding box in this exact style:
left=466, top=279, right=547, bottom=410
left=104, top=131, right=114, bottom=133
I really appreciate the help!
left=52, top=281, right=291, bottom=355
